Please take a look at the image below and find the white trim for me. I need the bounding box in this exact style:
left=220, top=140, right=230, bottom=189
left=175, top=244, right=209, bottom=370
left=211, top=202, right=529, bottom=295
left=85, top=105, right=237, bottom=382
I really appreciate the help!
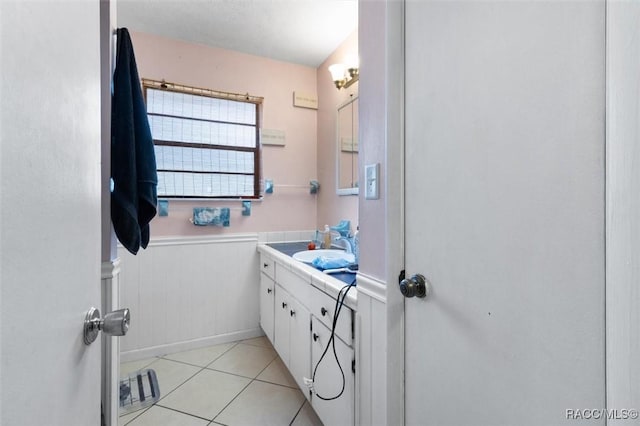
left=356, top=273, right=387, bottom=303
left=117, top=233, right=258, bottom=249
left=354, top=312, right=362, bottom=426
left=101, top=257, right=121, bottom=280
left=100, top=256, right=120, bottom=426
left=384, top=1, right=406, bottom=425
left=120, top=328, right=264, bottom=363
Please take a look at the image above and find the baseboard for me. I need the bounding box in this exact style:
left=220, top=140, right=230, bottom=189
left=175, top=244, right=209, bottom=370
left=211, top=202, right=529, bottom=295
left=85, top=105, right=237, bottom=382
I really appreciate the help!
left=120, top=328, right=264, bottom=363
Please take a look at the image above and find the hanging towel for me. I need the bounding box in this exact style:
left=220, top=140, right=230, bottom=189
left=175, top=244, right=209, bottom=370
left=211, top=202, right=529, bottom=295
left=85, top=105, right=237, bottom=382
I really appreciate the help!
left=111, top=28, right=157, bottom=255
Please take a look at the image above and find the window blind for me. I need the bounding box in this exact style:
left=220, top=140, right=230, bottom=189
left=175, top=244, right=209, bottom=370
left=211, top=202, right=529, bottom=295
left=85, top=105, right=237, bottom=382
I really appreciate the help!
left=144, top=81, right=261, bottom=198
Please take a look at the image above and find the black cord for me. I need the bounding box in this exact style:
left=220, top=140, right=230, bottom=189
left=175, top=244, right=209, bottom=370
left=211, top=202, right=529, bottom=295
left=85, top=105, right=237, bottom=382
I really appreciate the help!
left=311, top=283, right=355, bottom=401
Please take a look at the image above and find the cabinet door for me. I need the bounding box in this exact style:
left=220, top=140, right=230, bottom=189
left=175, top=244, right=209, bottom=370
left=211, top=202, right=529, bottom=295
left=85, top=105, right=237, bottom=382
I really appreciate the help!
left=259, top=273, right=275, bottom=344
left=274, top=284, right=291, bottom=364
left=288, top=297, right=311, bottom=399
left=311, top=317, right=354, bottom=426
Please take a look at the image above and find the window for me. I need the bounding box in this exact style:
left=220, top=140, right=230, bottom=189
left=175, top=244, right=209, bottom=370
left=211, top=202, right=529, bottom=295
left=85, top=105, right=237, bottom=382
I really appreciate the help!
left=143, top=79, right=262, bottom=199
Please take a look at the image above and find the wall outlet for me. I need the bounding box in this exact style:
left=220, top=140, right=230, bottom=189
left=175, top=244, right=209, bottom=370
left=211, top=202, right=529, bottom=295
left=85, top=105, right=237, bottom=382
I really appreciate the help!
left=365, top=163, right=380, bottom=200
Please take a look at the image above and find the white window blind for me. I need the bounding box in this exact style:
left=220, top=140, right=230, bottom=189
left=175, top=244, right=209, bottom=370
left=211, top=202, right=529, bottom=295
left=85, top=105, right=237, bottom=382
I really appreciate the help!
left=144, top=81, right=261, bottom=198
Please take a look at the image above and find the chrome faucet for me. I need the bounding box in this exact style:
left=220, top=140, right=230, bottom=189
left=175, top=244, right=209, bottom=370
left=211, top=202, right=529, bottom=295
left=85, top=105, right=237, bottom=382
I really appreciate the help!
left=333, top=235, right=354, bottom=254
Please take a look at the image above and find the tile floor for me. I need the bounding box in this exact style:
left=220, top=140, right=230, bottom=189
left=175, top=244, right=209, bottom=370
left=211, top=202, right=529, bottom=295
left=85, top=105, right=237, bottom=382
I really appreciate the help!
left=118, top=337, right=323, bottom=426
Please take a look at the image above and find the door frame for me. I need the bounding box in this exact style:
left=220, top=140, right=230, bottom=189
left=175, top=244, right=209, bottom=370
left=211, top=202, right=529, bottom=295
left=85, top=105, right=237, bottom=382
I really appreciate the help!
left=383, top=1, right=406, bottom=425
left=603, top=0, right=640, bottom=417
left=100, top=0, right=120, bottom=425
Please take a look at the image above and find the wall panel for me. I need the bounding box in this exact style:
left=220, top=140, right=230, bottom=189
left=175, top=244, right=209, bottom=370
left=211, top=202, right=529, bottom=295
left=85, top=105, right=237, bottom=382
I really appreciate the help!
left=119, top=235, right=262, bottom=361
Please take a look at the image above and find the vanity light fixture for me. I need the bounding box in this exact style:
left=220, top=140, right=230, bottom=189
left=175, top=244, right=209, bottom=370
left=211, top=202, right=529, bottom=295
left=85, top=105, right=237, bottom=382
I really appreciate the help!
left=328, top=55, right=359, bottom=90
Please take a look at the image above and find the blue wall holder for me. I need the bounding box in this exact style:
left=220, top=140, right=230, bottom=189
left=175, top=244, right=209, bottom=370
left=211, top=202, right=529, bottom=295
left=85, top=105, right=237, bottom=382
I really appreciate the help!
left=309, top=180, right=320, bottom=194
left=242, top=201, right=251, bottom=216
left=157, top=199, right=169, bottom=216
left=265, top=179, right=274, bottom=194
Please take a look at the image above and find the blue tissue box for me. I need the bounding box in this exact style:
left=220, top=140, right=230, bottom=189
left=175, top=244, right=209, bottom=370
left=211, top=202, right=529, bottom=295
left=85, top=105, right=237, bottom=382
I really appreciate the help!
left=193, top=207, right=230, bottom=227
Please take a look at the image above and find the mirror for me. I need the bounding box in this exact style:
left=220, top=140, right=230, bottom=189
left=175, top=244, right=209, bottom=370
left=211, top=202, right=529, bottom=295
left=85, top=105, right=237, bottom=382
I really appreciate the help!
left=337, top=96, right=359, bottom=195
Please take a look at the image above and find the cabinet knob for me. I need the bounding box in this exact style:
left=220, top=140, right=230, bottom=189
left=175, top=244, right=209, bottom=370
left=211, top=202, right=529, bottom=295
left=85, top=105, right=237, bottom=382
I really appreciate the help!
left=282, top=302, right=288, bottom=309
left=313, top=332, right=319, bottom=342
left=290, top=309, right=295, bottom=317
left=267, top=288, right=272, bottom=294
left=321, top=307, right=328, bottom=316
left=263, top=263, right=269, bottom=268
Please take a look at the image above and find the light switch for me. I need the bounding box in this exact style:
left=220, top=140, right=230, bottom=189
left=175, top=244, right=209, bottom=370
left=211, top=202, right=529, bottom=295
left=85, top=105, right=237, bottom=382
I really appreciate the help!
left=365, top=163, right=379, bottom=200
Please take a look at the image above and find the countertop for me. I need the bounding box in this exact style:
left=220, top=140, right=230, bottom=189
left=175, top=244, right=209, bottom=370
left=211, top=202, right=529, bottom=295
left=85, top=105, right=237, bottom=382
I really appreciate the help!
left=257, top=242, right=357, bottom=310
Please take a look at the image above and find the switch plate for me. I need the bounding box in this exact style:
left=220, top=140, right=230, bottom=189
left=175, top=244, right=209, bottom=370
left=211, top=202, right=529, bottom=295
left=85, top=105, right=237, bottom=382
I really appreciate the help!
left=365, top=163, right=380, bottom=200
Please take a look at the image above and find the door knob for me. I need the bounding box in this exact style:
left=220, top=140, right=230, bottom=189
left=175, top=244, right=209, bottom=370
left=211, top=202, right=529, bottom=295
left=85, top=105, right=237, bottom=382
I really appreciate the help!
left=399, top=274, right=429, bottom=298
left=84, top=307, right=130, bottom=345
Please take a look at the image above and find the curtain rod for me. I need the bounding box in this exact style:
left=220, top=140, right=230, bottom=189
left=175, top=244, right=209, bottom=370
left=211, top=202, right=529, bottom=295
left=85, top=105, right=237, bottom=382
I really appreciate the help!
left=142, top=78, right=264, bottom=104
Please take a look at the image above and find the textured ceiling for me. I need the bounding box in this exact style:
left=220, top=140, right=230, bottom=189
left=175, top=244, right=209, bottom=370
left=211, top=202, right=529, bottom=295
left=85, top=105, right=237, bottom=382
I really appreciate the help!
left=117, top=0, right=358, bottom=68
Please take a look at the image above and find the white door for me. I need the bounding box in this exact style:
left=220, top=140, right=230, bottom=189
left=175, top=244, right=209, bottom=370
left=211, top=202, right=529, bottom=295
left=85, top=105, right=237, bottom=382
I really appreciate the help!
left=1, top=2, right=103, bottom=425
left=404, top=1, right=606, bottom=425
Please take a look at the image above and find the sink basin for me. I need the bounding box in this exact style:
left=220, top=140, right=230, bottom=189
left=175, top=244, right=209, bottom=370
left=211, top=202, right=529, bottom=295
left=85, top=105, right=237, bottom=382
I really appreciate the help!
left=292, top=249, right=355, bottom=264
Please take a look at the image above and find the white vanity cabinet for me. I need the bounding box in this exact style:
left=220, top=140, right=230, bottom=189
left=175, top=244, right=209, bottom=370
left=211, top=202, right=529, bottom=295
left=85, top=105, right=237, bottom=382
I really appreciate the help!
left=274, top=284, right=312, bottom=397
left=309, top=284, right=355, bottom=426
left=311, top=316, right=355, bottom=426
left=259, top=273, right=275, bottom=343
left=257, top=248, right=357, bottom=425
left=259, top=254, right=276, bottom=343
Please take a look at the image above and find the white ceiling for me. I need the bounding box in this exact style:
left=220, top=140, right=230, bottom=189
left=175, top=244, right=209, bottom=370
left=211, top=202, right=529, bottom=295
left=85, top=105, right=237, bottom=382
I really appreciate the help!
left=117, top=0, right=358, bottom=68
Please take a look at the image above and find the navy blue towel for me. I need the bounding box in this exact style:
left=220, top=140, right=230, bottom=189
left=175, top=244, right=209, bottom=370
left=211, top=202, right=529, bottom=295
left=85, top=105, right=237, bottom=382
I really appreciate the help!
left=111, top=28, right=157, bottom=255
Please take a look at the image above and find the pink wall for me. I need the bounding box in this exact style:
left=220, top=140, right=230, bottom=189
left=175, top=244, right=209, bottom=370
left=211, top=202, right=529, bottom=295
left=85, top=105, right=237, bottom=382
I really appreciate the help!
left=358, top=4, right=387, bottom=280
left=316, top=31, right=359, bottom=233
left=130, top=31, right=319, bottom=236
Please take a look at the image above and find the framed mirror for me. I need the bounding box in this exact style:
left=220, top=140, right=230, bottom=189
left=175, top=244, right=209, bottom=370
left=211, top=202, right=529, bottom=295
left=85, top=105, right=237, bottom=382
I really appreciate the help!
left=336, top=95, right=359, bottom=195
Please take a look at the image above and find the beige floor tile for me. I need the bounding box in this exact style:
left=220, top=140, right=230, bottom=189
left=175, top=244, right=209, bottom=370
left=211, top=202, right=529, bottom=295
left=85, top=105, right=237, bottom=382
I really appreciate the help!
left=241, top=336, right=272, bottom=348
left=162, top=342, right=236, bottom=367
left=214, top=380, right=305, bottom=426
left=147, top=358, right=201, bottom=398
left=256, top=356, right=298, bottom=388
left=291, top=401, right=323, bottom=426
left=126, top=405, right=209, bottom=426
left=158, top=369, right=251, bottom=420
left=207, top=343, right=277, bottom=378
left=118, top=408, right=147, bottom=426
left=120, top=358, right=158, bottom=376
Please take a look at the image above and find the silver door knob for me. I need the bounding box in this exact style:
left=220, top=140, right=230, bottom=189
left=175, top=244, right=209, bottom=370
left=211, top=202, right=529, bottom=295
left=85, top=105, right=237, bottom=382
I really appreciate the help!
left=399, top=274, right=430, bottom=298
left=84, top=307, right=130, bottom=345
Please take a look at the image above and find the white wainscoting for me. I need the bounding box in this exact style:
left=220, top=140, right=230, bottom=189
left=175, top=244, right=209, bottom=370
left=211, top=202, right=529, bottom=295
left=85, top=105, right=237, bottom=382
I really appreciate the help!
left=118, top=234, right=262, bottom=362
left=355, top=272, right=387, bottom=426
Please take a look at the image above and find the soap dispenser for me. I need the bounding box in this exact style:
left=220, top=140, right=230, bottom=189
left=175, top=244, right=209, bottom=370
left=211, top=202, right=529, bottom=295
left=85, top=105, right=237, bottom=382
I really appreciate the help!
left=323, top=225, right=331, bottom=249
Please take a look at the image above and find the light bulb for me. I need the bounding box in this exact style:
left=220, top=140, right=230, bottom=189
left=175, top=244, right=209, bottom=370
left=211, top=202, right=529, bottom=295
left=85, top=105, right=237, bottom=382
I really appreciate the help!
left=328, top=63, right=346, bottom=82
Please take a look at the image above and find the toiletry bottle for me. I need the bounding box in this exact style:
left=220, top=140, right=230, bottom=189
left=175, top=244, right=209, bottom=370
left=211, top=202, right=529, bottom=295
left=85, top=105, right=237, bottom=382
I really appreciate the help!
left=323, top=225, right=331, bottom=249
